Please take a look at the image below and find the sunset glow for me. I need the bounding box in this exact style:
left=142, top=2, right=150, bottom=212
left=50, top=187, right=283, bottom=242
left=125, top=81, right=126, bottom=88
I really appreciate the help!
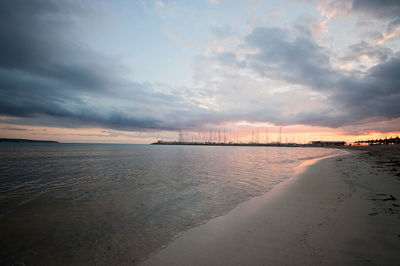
left=0, top=1, right=399, bottom=143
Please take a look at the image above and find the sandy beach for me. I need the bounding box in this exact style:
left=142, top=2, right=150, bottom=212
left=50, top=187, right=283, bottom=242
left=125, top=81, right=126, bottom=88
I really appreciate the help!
left=141, top=146, right=400, bottom=266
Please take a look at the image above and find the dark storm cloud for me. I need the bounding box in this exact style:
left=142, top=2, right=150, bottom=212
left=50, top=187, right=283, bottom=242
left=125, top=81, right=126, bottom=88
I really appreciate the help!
left=0, top=65, right=212, bottom=131
left=0, top=0, right=116, bottom=91
left=387, top=17, right=400, bottom=33
left=240, top=26, right=400, bottom=128
left=1, top=0, right=399, bottom=132
left=0, top=0, right=80, bottom=71
left=352, top=0, right=400, bottom=19
left=0, top=0, right=213, bottom=131
left=245, top=27, right=337, bottom=90
left=351, top=0, right=400, bottom=43
left=340, top=41, right=393, bottom=63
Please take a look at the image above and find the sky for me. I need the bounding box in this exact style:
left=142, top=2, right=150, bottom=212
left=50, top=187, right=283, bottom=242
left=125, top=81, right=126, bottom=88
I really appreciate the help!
left=0, top=0, right=399, bottom=143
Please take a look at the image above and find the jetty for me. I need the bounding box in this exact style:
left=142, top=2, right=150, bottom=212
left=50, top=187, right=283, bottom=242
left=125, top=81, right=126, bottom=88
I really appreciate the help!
left=151, top=140, right=346, bottom=147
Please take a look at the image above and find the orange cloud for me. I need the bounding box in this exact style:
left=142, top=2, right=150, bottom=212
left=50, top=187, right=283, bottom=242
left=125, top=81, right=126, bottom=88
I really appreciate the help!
left=377, top=30, right=399, bottom=44
left=155, top=1, right=165, bottom=7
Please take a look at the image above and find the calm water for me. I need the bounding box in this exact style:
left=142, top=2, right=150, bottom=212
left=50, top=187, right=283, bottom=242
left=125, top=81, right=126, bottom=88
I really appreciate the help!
left=0, top=144, right=342, bottom=265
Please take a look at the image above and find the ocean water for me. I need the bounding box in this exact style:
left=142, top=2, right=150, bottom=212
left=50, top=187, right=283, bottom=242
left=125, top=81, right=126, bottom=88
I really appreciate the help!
left=0, top=143, right=342, bottom=265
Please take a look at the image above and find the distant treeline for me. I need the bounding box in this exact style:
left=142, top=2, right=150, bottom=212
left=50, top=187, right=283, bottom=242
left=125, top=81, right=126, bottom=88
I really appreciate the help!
left=0, top=138, right=59, bottom=143
left=355, top=136, right=400, bottom=145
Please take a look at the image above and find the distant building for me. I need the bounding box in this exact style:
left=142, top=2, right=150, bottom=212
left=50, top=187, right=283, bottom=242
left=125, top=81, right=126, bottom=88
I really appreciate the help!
left=310, top=141, right=346, bottom=146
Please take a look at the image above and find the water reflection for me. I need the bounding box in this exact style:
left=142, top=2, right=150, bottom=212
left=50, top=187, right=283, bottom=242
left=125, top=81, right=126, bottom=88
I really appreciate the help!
left=0, top=144, right=342, bottom=265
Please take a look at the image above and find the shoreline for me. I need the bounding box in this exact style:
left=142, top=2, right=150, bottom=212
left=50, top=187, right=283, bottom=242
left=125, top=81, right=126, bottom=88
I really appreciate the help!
left=141, top=147, right=400, bottom=265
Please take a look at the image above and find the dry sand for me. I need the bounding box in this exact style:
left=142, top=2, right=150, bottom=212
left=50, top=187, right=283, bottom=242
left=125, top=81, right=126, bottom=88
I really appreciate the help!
left=141, top=146, right=400, bottom=266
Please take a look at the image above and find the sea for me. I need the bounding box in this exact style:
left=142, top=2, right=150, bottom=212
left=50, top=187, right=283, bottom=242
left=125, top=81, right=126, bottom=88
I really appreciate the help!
left=0, top=143, right=343, bottom=265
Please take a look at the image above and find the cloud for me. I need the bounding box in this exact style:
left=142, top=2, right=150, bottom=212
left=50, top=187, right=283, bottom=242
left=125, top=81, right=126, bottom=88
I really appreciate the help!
left=339, top=117, right=400, bottom=135
left=155, top=1, right=165, bottom=7
left=216, top=52, right=246, bottom=67
left=351, top=1, right=400, bottom=44
left=0, top=1, right=221, bottom=131
left=206, top=0, right=219, bottom=4
left=338, top=41, right=393, bottom=67
left=203, top=23, right=400, bottom=128
left=351, top=0, right=400, bottom=19
left=313, top=0, right=400, bottom=20
left=244, top=26, right=337, bottom=90
left=0, top=0, right=399, bottom=136
left=314, top=0, right=400, bottom=44
left=210, top=25, right=235, bottom=39
left=376, top=17, right=400, bottom=44
left=0, top=1, right=75, bottom=71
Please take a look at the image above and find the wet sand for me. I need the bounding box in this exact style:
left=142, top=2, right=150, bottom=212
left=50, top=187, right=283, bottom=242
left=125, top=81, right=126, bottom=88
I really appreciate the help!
left=141, top=146, right=400, bottom=265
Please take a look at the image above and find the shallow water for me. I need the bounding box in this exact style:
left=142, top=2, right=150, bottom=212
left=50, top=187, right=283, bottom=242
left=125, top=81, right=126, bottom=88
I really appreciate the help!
left=0, top=144, right=342, bottom=265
